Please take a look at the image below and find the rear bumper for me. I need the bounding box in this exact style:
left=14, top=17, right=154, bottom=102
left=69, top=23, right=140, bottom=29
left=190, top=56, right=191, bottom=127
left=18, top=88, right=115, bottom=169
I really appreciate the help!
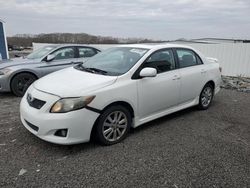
left=20, top=85, right=100, bottom=145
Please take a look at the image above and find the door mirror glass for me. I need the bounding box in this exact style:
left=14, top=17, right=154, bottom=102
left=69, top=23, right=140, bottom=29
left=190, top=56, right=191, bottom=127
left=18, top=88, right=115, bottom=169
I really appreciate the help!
left=46, top=54, right=55, bottom=62
left=139, top=68, right=157, bottom=78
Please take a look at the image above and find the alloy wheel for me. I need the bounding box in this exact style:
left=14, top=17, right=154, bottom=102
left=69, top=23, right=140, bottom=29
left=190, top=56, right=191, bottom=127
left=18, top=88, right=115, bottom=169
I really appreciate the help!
left=102, top=111, right=128, bottom=142
left=201, top=86, right=213, bottom=107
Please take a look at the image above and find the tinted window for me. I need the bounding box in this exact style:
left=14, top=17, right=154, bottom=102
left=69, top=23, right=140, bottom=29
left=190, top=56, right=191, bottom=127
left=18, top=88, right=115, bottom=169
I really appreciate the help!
left=143, top=49, right=175, bottom=73
left=78, top=47, right=97, bottom=58
left=177, top=49, right=201, bottom=68
left=51, top=47, right=75, bottom=60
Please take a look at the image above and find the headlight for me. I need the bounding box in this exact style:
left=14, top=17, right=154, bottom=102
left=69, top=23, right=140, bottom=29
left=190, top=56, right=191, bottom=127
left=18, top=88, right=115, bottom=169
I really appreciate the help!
left=0, top=68, right=12, bottom=75
left=50, top=96, right=96, bottom=113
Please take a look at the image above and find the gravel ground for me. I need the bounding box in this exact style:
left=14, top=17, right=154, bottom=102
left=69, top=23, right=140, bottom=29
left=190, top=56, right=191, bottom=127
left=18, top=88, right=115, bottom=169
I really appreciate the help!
left=0, top=89, right=249, bottom=188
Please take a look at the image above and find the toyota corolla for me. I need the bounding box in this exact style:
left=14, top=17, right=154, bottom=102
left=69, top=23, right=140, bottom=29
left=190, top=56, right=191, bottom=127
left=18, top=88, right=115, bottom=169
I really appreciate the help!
left=20, top=44, right=221, bottom=145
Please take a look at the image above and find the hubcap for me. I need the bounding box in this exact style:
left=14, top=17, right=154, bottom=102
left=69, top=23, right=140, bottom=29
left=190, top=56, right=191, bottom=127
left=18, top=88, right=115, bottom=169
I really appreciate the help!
left=102, top=111, right=128, bottom=142
left=201, top=87, right=213, bottom=107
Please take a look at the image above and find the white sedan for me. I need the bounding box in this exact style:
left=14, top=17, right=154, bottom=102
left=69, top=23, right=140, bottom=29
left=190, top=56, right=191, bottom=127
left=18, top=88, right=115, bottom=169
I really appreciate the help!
left=20, top=44, right=221, bottom=145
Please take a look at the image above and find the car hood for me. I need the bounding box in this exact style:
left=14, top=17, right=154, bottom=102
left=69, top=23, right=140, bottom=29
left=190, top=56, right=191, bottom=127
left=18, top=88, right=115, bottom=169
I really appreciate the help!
left=33, top=67, right=118, bottom=97
left=0, top=57, right=40, bottom=69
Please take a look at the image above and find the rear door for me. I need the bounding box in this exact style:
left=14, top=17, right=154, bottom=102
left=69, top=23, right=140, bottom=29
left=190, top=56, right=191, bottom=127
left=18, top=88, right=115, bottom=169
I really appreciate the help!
left=136, top=49, right=181, bottom=119
left=174, top=48, right=207, bottom=104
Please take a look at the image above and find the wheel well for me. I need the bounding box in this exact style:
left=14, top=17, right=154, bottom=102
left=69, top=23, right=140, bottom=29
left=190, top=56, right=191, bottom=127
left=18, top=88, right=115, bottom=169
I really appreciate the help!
left=10, top=71, right=38, bottom=86
left=206, top=80, right=215, bottom=90
left=101, top=101, right=135, bottom=118
left=90, top=101, right=135, bottom=141
left=10, top=71, right=39, bottom=94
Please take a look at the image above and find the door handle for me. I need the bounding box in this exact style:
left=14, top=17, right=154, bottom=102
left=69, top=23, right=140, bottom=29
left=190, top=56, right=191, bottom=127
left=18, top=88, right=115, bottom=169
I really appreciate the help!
left=172, top=75, right=181, bottom=80
left=201, top=69, right=207, bottom=73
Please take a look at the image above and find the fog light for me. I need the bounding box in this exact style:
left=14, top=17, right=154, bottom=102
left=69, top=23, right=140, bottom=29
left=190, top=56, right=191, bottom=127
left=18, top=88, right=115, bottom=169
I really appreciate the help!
left=54, top=129, right=68, bottom=137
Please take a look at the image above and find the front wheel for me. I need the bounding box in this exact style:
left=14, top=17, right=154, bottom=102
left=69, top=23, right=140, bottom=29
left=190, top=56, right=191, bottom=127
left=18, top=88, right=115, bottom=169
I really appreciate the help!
left=96, top=105, right=131, bottom=145
left=198, top=83, right=214, bottom=110
left=11, top=73, right=37, bottom=97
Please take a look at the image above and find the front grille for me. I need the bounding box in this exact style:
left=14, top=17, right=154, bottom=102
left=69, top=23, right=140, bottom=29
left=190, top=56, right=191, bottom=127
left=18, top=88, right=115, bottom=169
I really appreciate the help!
left=25, top=120, right=39, bottom=132
left=27, top=94, right=46, bottom=109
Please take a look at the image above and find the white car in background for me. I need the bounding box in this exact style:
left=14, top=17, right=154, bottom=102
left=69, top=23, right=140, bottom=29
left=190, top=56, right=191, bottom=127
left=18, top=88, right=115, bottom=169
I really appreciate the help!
left=20, top=44, right=221, bottom=145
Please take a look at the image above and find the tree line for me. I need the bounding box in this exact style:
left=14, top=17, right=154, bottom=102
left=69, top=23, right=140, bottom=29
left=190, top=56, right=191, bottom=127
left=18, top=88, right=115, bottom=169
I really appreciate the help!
left=7, top=33, right=164, bottom=47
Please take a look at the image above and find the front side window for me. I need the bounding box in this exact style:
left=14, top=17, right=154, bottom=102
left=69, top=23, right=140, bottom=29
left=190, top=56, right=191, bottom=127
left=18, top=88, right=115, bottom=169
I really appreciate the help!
left=176, top=49, right=199, bottom=68
left=78, top=47, right=97, bottom=58
left=51, top=47, right=75, bottom=60
left=76, top=47, right=148, bottom=76
left=143, top=49, right=175, bottom=73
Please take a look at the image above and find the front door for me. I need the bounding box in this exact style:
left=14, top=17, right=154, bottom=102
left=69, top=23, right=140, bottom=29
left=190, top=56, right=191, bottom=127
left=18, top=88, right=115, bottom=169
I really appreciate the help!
left=137, top=49, right=181, bottom=119
left=40, top=46, right=78, bottom=76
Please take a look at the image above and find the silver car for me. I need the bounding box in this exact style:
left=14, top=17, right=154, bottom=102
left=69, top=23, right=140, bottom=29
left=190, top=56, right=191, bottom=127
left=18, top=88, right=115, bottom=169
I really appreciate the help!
left=0, top=44, right=100, bottom=96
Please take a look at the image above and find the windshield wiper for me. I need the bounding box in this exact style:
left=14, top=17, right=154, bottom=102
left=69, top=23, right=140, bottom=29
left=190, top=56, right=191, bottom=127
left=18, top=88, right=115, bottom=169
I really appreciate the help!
left=87, top=67, right=107, bottom=75
left=75, top=64, right=93, bottom=73
left=75, top=65, right=107, bottom=75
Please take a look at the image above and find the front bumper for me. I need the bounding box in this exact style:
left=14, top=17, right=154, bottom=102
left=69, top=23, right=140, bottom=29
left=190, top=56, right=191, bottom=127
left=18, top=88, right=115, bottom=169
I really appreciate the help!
left=214, top=75, right=222, bottom=95
left=0, top=75, right=11, bottom=92
left=20, top=86, right=100, bottom=145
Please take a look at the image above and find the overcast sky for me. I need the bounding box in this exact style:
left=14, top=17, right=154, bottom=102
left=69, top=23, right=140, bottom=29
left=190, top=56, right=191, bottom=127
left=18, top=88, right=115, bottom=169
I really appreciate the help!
left=0, top=0, right=250, bottom=40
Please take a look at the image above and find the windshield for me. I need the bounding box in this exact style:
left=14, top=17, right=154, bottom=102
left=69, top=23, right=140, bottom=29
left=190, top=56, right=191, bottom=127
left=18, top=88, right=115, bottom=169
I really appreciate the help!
left=27, top=46, right=57, bottom=60
left=75, top=47, right=148, bottom=76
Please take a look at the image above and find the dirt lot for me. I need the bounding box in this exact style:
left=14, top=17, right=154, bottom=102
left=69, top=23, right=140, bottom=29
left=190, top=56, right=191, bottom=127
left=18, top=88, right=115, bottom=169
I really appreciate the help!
left=0, top=89, right=249, bottom=188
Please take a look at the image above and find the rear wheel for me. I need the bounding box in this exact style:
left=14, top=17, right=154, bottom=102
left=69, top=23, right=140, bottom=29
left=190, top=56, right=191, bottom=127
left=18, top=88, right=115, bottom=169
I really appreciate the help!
left=11, top=73, right=37, bottom=97
left=198, top=83, right=214, bottom=110
left=96, top=105, right=131, bottom=145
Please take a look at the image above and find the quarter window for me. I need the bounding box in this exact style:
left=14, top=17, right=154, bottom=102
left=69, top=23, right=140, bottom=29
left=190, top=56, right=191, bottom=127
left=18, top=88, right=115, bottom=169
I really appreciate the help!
left=176, top=49, right=201, bottom=68
left=51, top=47, right=75, bottom=60
left=78, top=47, right=97, bottom=58
left=143, top=49, right=175, bottom=74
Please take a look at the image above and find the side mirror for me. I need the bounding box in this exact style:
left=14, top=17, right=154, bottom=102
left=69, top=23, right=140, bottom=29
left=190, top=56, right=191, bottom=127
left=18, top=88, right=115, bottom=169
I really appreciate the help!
left=46, top=54, right=55, bottom=62
left=139, top=67, right=157, bottom=78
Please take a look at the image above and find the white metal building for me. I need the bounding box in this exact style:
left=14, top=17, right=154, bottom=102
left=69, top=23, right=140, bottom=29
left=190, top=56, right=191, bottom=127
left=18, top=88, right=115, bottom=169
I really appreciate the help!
left=170, top=40, right=250, bottom=77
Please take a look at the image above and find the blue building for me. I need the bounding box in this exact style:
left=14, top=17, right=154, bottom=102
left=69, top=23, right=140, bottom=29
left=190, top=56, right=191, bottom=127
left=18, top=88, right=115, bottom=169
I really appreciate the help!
left=0, top=19, right=9, bottom=60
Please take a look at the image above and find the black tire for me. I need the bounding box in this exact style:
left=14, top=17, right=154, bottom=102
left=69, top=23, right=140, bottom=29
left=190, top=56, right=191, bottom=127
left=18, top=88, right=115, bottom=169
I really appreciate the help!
left=11, top=73, right=37, bottom=97
left=198, top=83, right=214, bottom=110
left=96, top=105, right=131, bottom=145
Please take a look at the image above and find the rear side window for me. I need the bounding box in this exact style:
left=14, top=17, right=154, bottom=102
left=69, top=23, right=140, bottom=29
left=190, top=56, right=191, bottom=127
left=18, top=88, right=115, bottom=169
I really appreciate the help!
left=143, top=49, right=176, bottom=74
left=78, top=47, right=97, bottom=58
left=176, top=49, right=201, bottom=68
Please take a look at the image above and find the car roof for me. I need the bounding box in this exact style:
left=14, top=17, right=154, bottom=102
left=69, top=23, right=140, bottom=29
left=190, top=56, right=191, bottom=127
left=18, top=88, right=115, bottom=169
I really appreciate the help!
left=42, top=44, right=101, bottom=50
left=41, top=43, right=194, bottom=52
left=57, top=44, right=99, bottom=47
left=116, top=43, right=195, bottom=50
